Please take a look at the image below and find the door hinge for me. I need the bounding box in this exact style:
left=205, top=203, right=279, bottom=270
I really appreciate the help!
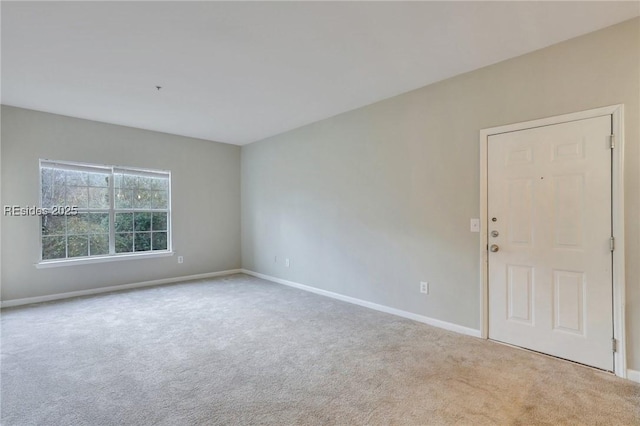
left=610, top=134, right=615, bottom=149
left=610, top=236, right=615, bottom=252
left=612, top=338, right=617, bottom=353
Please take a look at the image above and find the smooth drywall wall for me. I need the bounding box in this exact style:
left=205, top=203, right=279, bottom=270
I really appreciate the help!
left=1, top=106, right=241, bottom=301
left=242, top=18, right=640, bottom=370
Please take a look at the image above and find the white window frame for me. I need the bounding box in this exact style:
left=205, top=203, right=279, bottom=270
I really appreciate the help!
left=37, top=159, right=173, bottom=268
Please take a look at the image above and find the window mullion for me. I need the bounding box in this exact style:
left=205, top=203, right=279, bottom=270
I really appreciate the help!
left=108, top=168, right=116, bottom=255
left=65, top=174, right=69, bottom=259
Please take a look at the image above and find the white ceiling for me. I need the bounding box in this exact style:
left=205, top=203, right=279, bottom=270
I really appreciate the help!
left=2, top=2, right=639, bottom=145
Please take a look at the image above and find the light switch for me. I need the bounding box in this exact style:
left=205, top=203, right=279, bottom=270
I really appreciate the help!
left=470, top=218, right=480, bottom=232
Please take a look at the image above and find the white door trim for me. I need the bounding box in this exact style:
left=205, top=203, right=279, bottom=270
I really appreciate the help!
left=479, top=105, right=626, bottom=378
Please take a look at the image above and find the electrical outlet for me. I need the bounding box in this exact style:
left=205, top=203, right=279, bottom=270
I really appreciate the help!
left=178, top=256, right=184, bottom=264
left=420, top=281, right=429, bottom=294
left=285, top=258, right=290, bottom=267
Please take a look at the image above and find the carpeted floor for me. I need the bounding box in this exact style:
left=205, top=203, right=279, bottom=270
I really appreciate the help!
left=1, top=273, right=638, bottom=425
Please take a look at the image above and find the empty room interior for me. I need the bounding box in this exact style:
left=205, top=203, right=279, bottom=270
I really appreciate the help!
left=1, top=1, right=640, bottom=425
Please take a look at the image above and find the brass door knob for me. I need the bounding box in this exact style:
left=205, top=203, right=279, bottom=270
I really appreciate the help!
left=490, top=244, right=499, bottom=252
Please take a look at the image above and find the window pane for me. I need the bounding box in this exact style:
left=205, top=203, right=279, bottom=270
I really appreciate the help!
left=134, top=212, right=151, bottom=231
left=68, top=235, right=89, bottom=257
left=115, top=213, right=133, bottom=232
left=89, top=234, right=109, bottom=256
left=67, top=214, right=87, bottom=235
left=88, top=173, right=109, bottom=187
left=149, top=177, right=168, bottom=191
left=42, top=236, right=66, bottom=259
left=125, top=175, right=139, bottom=188
left=42, top=187, right=66, bottom=209
left=42, top=168, right=68, bottom=208
left=134, top=232, right=151, bottom=252
left=116, top=174, right=138, bottom=189
left=42, top=215, right=66, bottom=236
left=41, top=168, right=54, bottom=206
left=66, top=170, right=88, bottom=186
left=133, top=190, right=154, bottom=209
left=115, top=189, right=134, bottom=209
left=151, top=190, right=168, bottom=209
left=137, top=176, right=155, bottom=190
left=66, top=186, right=88, bottom=208
left=88, top=187, right=109, bottom=209
left=152, top=232, right=167, bottom=250
left=67, top=213, right=109, bottom=235
left=86, top=213, right=109, bottom=234
left=152, top=213, right=167, bottom=231
left=41, top=167, right=53, bottom=186
left=114, top=173, right=127, bottom=189
left=42, top=186, right=66, bottom=209
left=115, top=233, right=133, bottom=253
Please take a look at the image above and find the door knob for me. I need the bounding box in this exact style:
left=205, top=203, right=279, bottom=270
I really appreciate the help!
left=490, top=244, right=499, bottom=252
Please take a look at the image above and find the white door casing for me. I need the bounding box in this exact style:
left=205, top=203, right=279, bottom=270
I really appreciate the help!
left=479, top=105, right=626, bottom=377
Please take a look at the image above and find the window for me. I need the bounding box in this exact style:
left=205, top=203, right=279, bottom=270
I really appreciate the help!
left=40, top=160, right=171, bottom=263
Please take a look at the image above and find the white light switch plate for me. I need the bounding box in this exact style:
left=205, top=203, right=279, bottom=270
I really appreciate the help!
left=470, top=218, right=480, bottom=232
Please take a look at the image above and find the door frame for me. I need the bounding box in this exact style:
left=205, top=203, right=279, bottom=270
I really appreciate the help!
left=479, top=105, right=626, bottom=378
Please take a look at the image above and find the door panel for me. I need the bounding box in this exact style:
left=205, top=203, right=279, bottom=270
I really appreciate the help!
left=553, top=270, right=584, bottom=334
left=488, top=115, right=613, bottom=371
left=507, top=264, right=533, bottom=324
left=553, top=174, right=585, bottom=247
left=507, top=179, right=533, bottom=245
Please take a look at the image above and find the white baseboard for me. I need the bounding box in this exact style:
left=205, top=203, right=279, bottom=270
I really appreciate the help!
left=0, top=269, right=242, bottom=308
left=241, top=269, right=482, bottom=338
left=627, top=369, right=640, bottom=383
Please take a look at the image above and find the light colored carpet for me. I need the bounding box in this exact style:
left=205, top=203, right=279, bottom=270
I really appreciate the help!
left=1, top=273, right=638, bottom=425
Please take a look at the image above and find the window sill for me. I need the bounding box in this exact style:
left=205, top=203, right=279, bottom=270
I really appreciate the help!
left=35, top=251, right=174, bottom=269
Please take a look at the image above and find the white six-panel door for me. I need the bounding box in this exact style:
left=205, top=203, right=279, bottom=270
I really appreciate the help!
left=488, top=115, right=613, bottom=371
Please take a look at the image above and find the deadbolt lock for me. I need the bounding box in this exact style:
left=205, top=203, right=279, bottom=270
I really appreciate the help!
left=491, top=230, right=499, bottom=238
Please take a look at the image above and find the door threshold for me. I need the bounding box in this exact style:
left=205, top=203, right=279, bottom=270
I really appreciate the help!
left=488, top=338, right=614, bottom=375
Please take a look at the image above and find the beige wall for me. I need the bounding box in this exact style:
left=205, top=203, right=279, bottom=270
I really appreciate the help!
left=1, top=106, right=241, bottom=301
left=241, top=18, right=640, bottom=371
